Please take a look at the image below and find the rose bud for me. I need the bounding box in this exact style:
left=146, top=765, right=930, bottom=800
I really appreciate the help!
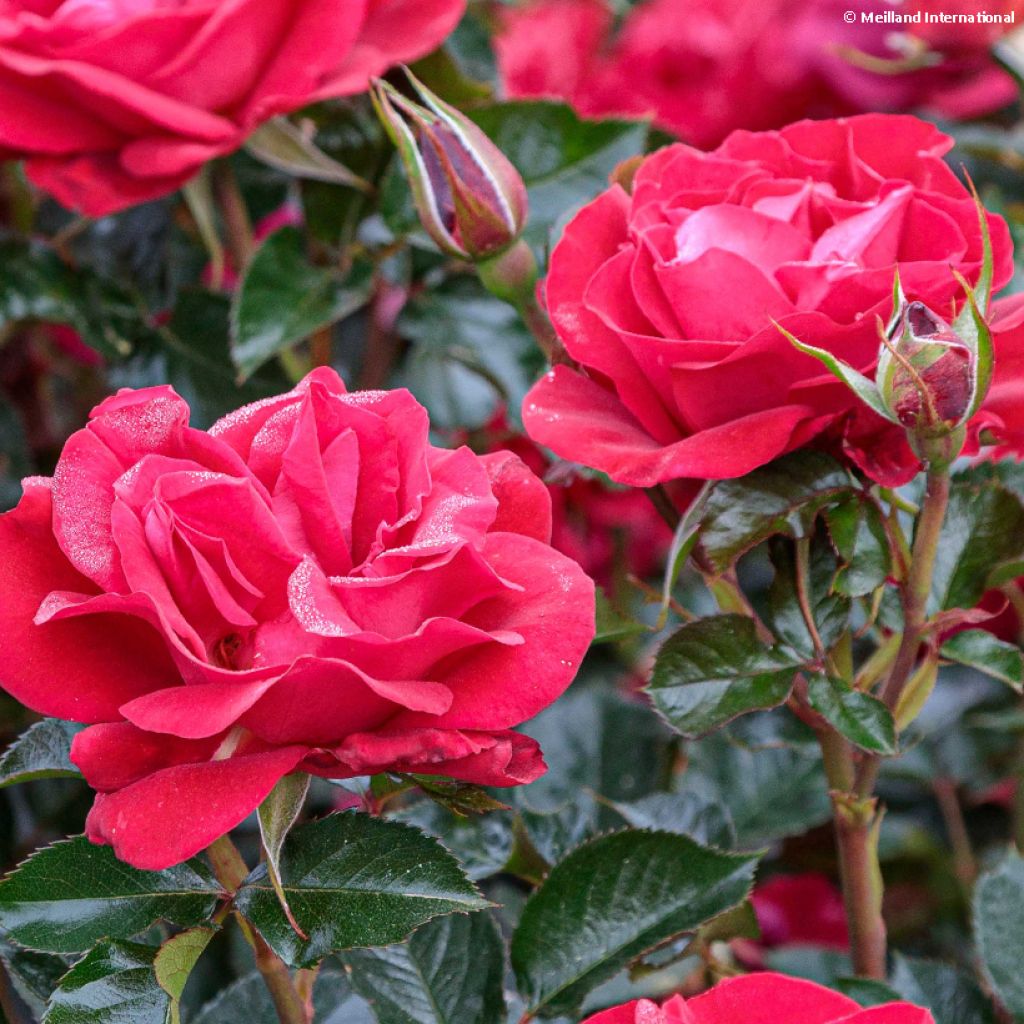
left=780, top=191, right=996, bottom=473
left=372, top=70, right=528, bottom=261
left=880, top=301, right=974, bottom=433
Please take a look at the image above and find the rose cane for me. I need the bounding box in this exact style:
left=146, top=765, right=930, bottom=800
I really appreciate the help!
left=371, top=71, right=565, bottom=364
left=780, top=202, right=996, bottom=977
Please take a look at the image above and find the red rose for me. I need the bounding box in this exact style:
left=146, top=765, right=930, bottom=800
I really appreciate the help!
left=979, top=294, right=1024, bottom=458
left=0, top=0, right=465, bottom=215
left=796, top=0, right=1022, bottom=121
left=583, top=974, right=933, bottom=1024
left=0, top=368, right=594, bottom=869
left=495, top=0, right=822, bottom=149
left=523, top=115, right=1014, bottom=488
left=750, top=873, right=849, bottom=949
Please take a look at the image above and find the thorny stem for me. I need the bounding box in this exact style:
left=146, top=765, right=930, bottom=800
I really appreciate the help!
left=206, top=836, right=311, bottom=1024
left=833, top=793, right=887, bottom=979
left=826, top=466, right=951, bottom=978
left=812, top=691, right=888, bottom=978
left=857, top=469, right=951, bottom=798
left=646, top=464, right=953, bottom=981
left=877, top=469, right=950, bottom=710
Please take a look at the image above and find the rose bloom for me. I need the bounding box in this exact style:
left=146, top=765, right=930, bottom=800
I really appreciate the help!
left=0, top=368, right=595, bottom=869
left=0, top=0, right=465, bottom=215
left=494, top=0, right=824, bottom=149
left=523, top=115, right=1019, bottom=488
left=583, top=973, right=933, bottom=1024
left=495, top=0, right=1018, bottom=149
left=751, top=873, right=849, bottom=950
left=470, top=409, right=672, bottom=588
left=798, top=0, right=1024, bottom=121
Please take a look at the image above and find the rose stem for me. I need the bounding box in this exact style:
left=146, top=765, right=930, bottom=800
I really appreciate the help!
left=831, top=466, right=951, bottom=977
left=206, top=835, right=311, bottom=1024
left=212, top=161, right=306, bottom=384
left=877, top=470, right=950, bottom=707
left=933, top=777, right=977, bottom=888
left=357, top=284, right=402, bottom=390
left=792, top=534, right=888, bottom=979
left=212, top=162, right=255, bottom=272
left=477, top=240, right=571, bottom=366
left=857, top=468, right=951, bottom=798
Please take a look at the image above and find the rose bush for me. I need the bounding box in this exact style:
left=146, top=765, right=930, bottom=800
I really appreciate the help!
left=582, top=974, right=933, bottom=1024
left=523, top=114, right=1019, bottom=487
left=0, top=0, right=465, bottom=214
left=0, top=367, right=594, bottom=869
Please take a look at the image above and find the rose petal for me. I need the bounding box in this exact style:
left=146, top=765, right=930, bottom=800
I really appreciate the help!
left=84, top=745, right=308, bottom=870
left=687, top=974, right=860, bottom=1024
left=524, top=366, right=818, bottom=486
left=0, top=480, right=178, bottom=722
left=389, top=532, right=594, bottom=731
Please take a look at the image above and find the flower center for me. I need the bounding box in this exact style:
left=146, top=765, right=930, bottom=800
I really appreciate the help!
left=212, top=631, right=251, bottom=671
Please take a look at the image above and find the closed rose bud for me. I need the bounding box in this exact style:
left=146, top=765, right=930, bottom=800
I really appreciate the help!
left=372, top=71, right=528, bottom=261
left=882, top=301, right=974, bottom=433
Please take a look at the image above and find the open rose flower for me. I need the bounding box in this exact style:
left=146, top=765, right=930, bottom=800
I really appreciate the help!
left=0, top=0, right=465, bottom=215
left=0, top=368, right=594, bottom=869
left=495, top=0, right=823, bottom=149
left=524, top=115, right=1015, bottom=488
left=583, top=973, right=933, bottom=1024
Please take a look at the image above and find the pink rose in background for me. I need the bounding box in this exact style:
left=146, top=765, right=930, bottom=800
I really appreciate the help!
left=582, top=973, right=933, bottom=1023
left=977, top=292, right=1024, bottom=457
left=751, top=873, right=850, bottom=950
left=471, top=408, right=672, bottom=588
left=798, top=0, right=1023, bottom=121
left=495, top=0, right=824, bottom=149
left=495, top=0, right=1020, bottom=148
left=732, top=873, right=849, bottom=967
left=0, top=368, right=595, bottom=868
left=0, top=0, right=466, bottom=215
left=523, top=115, right=1015, bottom=488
